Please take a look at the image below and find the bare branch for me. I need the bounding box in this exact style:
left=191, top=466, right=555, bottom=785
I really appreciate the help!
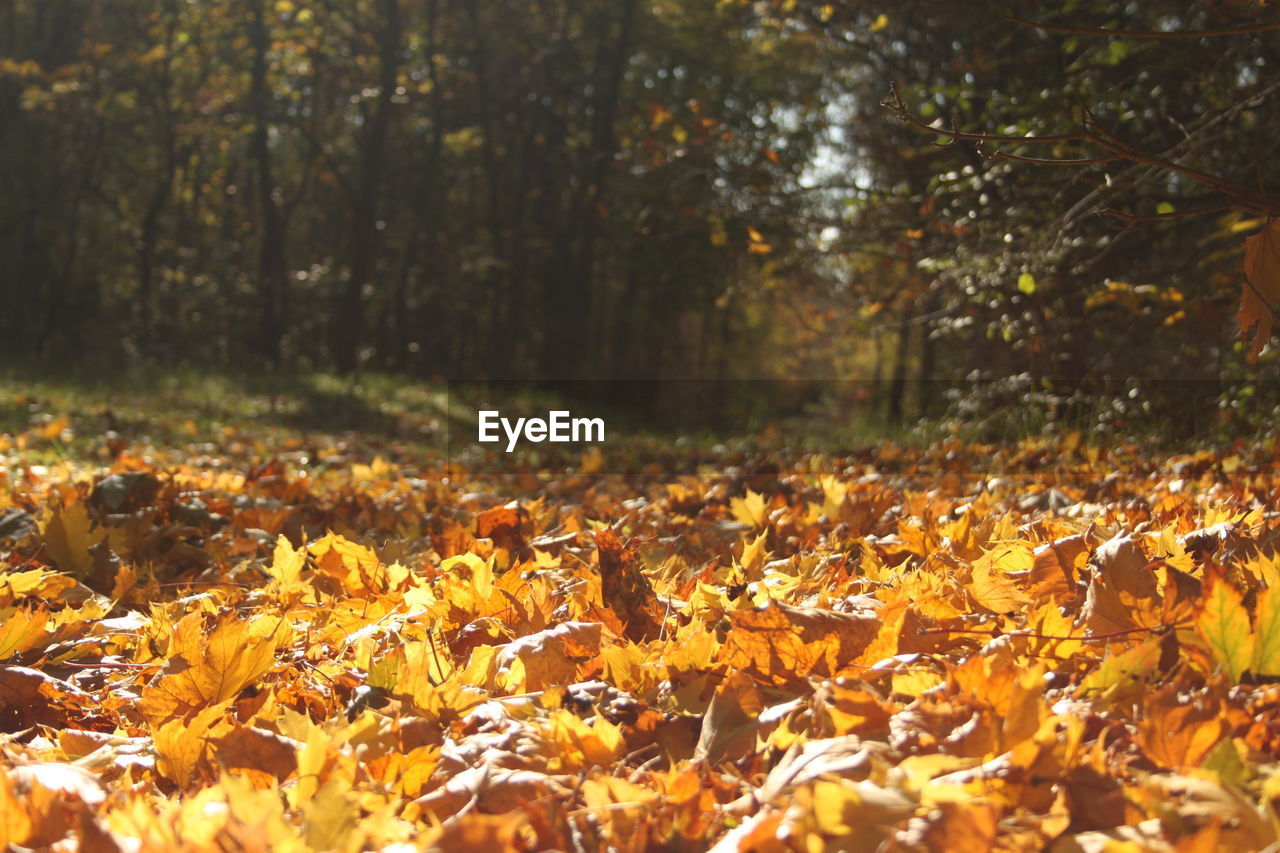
left=1005, top=15, right=1280, bottom=39
left=995, top=151, right=1123, bottom=167
left=1096, top=203, right=1233, bottom=224
left=882, top=83, right=1085, bottom=145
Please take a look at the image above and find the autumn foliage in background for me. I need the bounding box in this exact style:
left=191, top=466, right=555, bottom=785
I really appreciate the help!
left=5, top=0, right=1280, bottom=429
left=4, top=398, right=1280, bottom=851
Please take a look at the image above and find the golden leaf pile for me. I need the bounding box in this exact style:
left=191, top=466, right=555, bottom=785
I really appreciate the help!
left=5, top=430, right=1280, bottom=850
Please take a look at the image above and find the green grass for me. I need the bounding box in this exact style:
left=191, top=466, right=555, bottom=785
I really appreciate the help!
left=12, top=365, right=1238, bottom=476
left=0, top=367, right=460, bottom=467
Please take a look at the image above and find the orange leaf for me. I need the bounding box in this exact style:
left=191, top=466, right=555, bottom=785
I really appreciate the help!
left=214, top=725, right=301, bottom=784
left=596, top=529, right=665, bottom=642
left=722, top=600, right=878, bottom=686
left=1137, top=687, right=1225, bottom=769
left=494, top=621, right=602, bottom=691
left=476, top=501, right=528, bottom=554
left=153, top=702, right=228, bottom=787
left=1240, top=220, right=1280, bottom=361
left=1081, top=535, right=1161, bottom=634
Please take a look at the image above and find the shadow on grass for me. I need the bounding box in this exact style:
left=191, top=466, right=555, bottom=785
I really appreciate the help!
left=0, top=365, right=459, bottom=451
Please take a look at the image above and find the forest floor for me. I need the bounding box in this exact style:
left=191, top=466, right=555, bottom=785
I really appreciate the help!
left=2, top=373, right=1279, bottom=851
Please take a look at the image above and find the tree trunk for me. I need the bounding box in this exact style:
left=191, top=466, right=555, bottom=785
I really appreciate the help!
left=331, top=0, right=400, bottom=373
left=248, top=0, right=289, bottom=364
left=547, top=0, right=637, bottom=380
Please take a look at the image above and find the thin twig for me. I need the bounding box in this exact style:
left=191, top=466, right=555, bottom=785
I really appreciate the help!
left=918, top=620, right=1188, bottom=642
left=1005, top=16, right=1280, bottom=39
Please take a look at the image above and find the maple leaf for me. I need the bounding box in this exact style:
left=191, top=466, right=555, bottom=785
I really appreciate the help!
left=695, top=670, right=767, bottom=763
left=267, top=535, right=306, bottom=589
left=730, top=489, right=768, bottom=528
left=494, top=621, right=602, bottom=691
left=140, top=611, right=291, bottom=724
left=918, top=801, right=1001, bottom=853
left=721, top=600, right=878, bottom=686
left=1076, top=637, right=1163, bottom=696
left=213, top=725, right=301, bottom=784
left=0, top=665, right=100, bottom=730
left=1195, top=568, right=1254, bottom=684
left=1251, top=587, right=1280, bottom=676
left=1029, top=533, right=1089, bottom=598
left=808, top=778, right=915, bottom=843
left=967, top=546, right=1033, bottom=613
left=0, top=607, right=51, bottom=660
left=310, top=531, right=392, bottom=596
left=304, top=779, right=364, bottom=851
left=40, top=498, right=105, bottom=578
left=153, top=702, right=229, bottom=787
left=1081, top=535, right=1161, bottom=633
left=545, top=708, right=624, bottom=771
left=1136, top=683, right=1226, bottom=769
left=821, top=681, right=894, bottom=737
left=475, top=501, right=528, bottom=555
left=0, top=567, right=77, bottom=606
left=1240, top=220, right=1280, bottom=361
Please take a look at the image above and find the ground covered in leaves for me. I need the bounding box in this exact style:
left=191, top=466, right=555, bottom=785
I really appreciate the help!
left=4, top=392, right=1280, bottom=851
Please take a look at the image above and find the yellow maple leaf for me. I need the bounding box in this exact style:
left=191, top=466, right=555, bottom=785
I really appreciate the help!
left=140, top=612, right=291, bottom=724
left=1196, top=571, right=1254, bottom=684
left=40, top=499, right=104, bottom=578
left=304, top=779, right=364, bottom=852
left=967, top=547, right=1033, bottom=614
left=723, top=600, right=878, bottom=686
left=268, top=535, right=306, bottom=588
left=1077, top=637, right=1162, bottom=696
left=153, top=702, right=230, bottom=788
left=545, top=709, right=623, bottom=772
left=730, top=489, right=767, bottom=528
left=810, top=778, right=914, bottom=838
left=310, top=532, right=386, bottom=596
left=0, top=607, right=50, bottom=660
left=1251, top=587, right=1280, bottom=676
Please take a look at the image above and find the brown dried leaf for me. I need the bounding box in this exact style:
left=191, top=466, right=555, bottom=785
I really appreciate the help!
left=1241, top=220, right=1280, bottom=360
left=1081, top=535, right=1161, bottom=634
left=596, top=528, right=665, bottom=642
left=476, top=501, right=528, bottom=554
left=214, top=725, right=301, bottom=783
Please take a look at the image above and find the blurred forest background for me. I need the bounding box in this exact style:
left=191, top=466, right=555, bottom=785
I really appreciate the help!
left=2, top=0, right=1279, bottom=434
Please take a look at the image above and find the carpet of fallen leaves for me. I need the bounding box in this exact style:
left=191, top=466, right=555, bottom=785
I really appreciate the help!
left=4, top=418, right=1280, bottom=852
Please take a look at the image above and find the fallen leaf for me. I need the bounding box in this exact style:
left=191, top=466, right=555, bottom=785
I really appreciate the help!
left=722, top=600, right=878, bottom=686
left=140, top=611, right=290, bottom=724
left=1196, top=568, right=1254, bottom=684
left=596, top=529, right=665, bottom=642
